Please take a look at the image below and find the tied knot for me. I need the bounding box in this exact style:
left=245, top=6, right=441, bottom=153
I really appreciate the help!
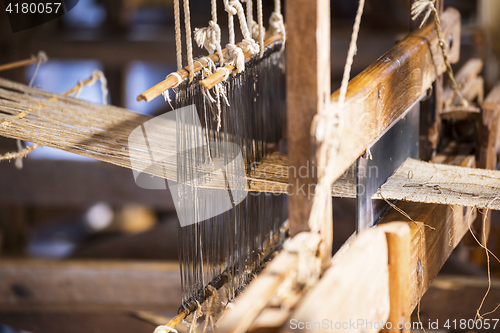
left=251, top=20, right=265, bottom=40
left=240, top=38, right=259, bottom=55
left=224, top=1, right=238, bottom=16
left=269, top=12, right=286, bottom=45
left=269, top=12, right=285, bottom=34
left=194, top=21, right=221, bottom=55
left=225, top=44, right=245, bottom=73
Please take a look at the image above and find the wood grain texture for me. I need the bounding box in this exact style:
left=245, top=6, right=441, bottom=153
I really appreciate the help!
left=479, top=82, right=500, bottom=170
left=286, top=0, right=331, bottom=236
left=380, top=223, right=411, bottom=333
left=379, top=201, right=468, bottom=311
left=472, top=82, right=500, bottom=245
left=321, top=8, right=461, bottom=186
left=281, top=226, right=391, bottom=333
left=376, top=158, right=500, bottom=211
left=216, top=250, right=299, bottom=333
left=0, top=260, right=181, bottom=312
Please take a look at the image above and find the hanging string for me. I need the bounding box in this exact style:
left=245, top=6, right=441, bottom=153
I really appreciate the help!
left=309, top=0, right=365, bottom=233
left=12, top=51, right=47, bottom=168
left=268, top=0, right=286, bottom=46
left=173, top=0, right=183, bottom=71
left=183, top=0, right=195, bottom=82
left=223, top=0, right=259, bottom=73
left=411, top=0, right=468, bottom=107
left=245, top=0, right=253, bottom=37
left=257, top=0, right=264, bottom=57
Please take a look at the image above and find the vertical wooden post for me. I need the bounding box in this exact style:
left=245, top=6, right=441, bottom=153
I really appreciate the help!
left=473, top=82, right=500, bottom=245
left=380, top=223, right=411, bottom=333
left=413, top=0, right=444, bottom=161
left=286, top=0, right=331, bottom=237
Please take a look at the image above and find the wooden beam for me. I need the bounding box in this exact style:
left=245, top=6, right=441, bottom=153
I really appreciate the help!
left=415, top=0, right=444, bottom=161
left=479, top=82, right=500, bottom=170
left=286, top=0, right=331, bottom=236
left=381, top=224, right=411, bottom=333
left=280, top=225, right=411, bottom=333
left=320, top=8, right=461, bottom=185
left=375, top=158, right=500, bottom=211
left=379, top=201, right=469, bottom=311
left=472, top=82, right=500, bottom=245
left=0, top=260, right=181, bottom=312
left=216, top=250, right=299, bottom=333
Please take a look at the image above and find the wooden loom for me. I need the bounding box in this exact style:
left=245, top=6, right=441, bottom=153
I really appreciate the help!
left=0, top=1, right=500, bottom=332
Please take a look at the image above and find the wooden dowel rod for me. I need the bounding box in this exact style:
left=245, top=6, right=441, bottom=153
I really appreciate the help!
left=137, top=33, right=283, bottom=103
left=0, top=53, right=48, bottom=72
left=166, top=310, right=188, bottom=328
left=200, top=64, right=235, bottom=89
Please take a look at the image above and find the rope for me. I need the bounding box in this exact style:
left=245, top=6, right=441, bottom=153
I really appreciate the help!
left=63, top=70, right=109, bottom=105
left=173, top=0, right=183, bottom=70
left=411, top=0, right=468, bottom=107
left=257, top=0, right=264, bottom=58
left=268, top=0, right=286, bottom=46
left=309, top=0, right=365, bottom=234
left=339, top=0, right=364, bottom=107
left=183, top=0, right=195, bottom=82
left=223, top=0, right=259, bottom=73
left=194, top=0, right=224, bottom=65
left=245, top=0, right=253, bottom=37
left=28, top=51, right=47, bottom=87
left=0, top=143, right=38, bottom=163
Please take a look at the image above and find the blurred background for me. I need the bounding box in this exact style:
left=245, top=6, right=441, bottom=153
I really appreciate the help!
left=0, top=0, right=499, bottom=332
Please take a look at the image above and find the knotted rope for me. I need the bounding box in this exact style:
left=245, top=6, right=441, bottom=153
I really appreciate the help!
left=257, top=0, right=264, bottom=58
left=411, top=0, right=468, bottom=107
left=194, top=0, right=224, bottom=66
left=63, top=69, right=109, bottom=105
left=223, top=0, right=259, bottom=73
left=268, top=0, right=286, bottom=46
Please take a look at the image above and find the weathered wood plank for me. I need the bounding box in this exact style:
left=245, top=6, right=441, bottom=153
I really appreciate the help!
left=321, top=8, right=461, bottom=185
left=379, top=201, right=469, bottom=311
left=376, top=158, right=500, bottom=211
left=281, top=225, right=394, bottom=333
left=216, top=250, right=299, bottom=333
left=286, top=0, right=331, bottom=236
left=0, top=260, right=181, bottom=312
left=381, top=223, right=412, bottom=333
